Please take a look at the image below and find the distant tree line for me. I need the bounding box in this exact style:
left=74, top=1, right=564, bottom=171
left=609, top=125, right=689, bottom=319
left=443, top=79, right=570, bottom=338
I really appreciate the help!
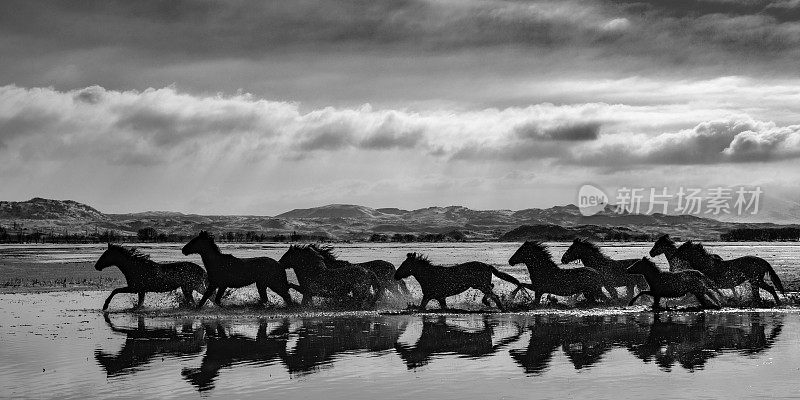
left=368, top=230, right=467, bottom=243
left=721, top=227, right=800, bottom=241
left=0, top=223, right=132, bottom=244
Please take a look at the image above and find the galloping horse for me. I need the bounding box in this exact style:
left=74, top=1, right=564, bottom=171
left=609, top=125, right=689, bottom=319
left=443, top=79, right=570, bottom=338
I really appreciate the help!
left=278, top=245, right=380, bottom=308
left=508, top=241, right=617, bottom=305
left=561, top=238, right=647, bottom=300
left=673, top=241, right=785, bottom=306
left=309, top=244, right=411, bottom=298
left=95, top=243, right=207, bottom=310
left=394, top=252, right=523, bottom=311
left=182, top=231, right=300, bottom=308
left=626, top=257, right=722, bottom=311
left=650, top=234, right=739, bottom=298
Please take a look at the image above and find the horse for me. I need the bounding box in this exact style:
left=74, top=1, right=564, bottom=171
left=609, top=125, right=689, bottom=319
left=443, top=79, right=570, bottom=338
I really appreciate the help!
left=672, top=241, right=785, bottom=306
left=508, top=241, right=618, bottom=305
left=650, top=234, right=742, bottom=298
left=95, top=243, right=207, bottom=310
left=394, top=252, right=524, bottom=311
left=561, top=238, right=647, bottom=300
left=278, top=245, right=381, bottom=308
left=182, top=231, right=300, bottom=308
left=308, top=244, right=411, bottom=298
left=626, top=257, right=722, bottom=311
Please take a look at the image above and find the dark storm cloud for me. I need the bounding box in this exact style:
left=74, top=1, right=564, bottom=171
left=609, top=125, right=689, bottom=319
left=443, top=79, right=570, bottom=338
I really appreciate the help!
left=2, top=0, right=799, bottom=65
left=515, top=121, right=601, bottom=141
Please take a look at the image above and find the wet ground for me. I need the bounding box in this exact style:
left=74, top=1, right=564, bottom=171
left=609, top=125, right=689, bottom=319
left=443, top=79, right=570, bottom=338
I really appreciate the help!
left=1, top=291, right=799, bottom=399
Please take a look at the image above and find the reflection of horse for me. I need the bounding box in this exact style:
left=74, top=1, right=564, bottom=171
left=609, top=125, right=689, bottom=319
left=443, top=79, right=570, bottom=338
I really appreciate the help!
left=629, top=313, right=783, bottom=371
left=510, top=315, right=649, bottom=375
left=508, top=241, right=617, bottom=305
left=94, top=243, right=207, bottom=310
left=95, top=314, right=205, bottom=376
left=182, top=320, right=291, bottom=391
left=279, top=245, right=380, bottom=308
left=627, top=257, right=721, bottom=310
left=394, top=252, right=523, bottom=311
left=561, top=238, right=647, bottom=300
left=673, top=241, right=784, bottom=305
left=310, top=244, right=411, bottom=298
left=394, top=316, right=522, bottom=369
left=182, top=231, right=300, bottom=308
left=281, top=316, right=407, bottom=374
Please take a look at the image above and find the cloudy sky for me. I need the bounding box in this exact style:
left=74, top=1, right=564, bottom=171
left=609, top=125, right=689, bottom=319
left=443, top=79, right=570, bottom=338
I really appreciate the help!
left=1, top=0, right=800, bottom=215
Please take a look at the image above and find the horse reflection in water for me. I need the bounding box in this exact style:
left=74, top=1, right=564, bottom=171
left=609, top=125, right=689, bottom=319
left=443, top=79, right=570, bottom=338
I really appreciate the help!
left=180, top=316, right=408, bottom=391
left=510, top=312, right=783, bottom=375
left=394, top=315, right=523, bottom=369
left=181, top=320, right=291, bottom=391
left=630, top=313, right=783, bottom=372
left=510, top=315, right=649, bottom=374
left=95, top=314, right=205, bottom=376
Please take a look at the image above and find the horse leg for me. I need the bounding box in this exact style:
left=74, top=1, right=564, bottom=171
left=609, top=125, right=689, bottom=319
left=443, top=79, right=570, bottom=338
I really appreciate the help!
left=197, top=286, right=216, bottom=309
left=214, top=286, right=227, bottom=307
left=628, top=291, right=650, bottom=306
left=181, top=286, right=195, bottom=306
left=486, top=290, right=505, bottom=312
left=437, top=298, right=448, bottom=310
left=256, top=281, right=271, bottom=305
left=135, top=292, right=146, bottom=309
left=102, top=287, right=132, bottom=311
left=418, top=297, right=431, bottom=310
left=694, top=291, right=720, bottom=310
left=755, top=279, right=781, bottom=306
left=651, top=296, right=663, bottom=311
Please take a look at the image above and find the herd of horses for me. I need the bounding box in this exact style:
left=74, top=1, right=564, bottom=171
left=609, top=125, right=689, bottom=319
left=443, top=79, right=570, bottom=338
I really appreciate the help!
left=94, top=231, right=787, bottom=312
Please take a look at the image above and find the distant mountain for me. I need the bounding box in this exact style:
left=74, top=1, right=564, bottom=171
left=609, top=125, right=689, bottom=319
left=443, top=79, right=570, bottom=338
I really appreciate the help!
left=0, top=197, right=107, bottom=221
left=1, top=198, right=797, bottom=241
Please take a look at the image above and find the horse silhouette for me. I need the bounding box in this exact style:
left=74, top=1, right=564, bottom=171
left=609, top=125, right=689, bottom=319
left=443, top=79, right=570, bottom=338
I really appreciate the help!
left=95, top=314, right=205, bottom=377
left=394, top=315, right=522, bottom=369
left=281, top=316, right=407, bottom=374
left=279, top=245, right=380, bottom=308
left=309, top=244, right=411, bottom=299
left=394, top=252, right=523, bottom=311
left=95, top=243, right=207, bottom=310
left=561, top=238, right=647, bottom=300
left=627, top=257, right=722, bottom=310
left=182, top=231, right=300, bottom=308
left=508, top=241, right=617, bottom=305
left=182, top=320, right=291, bottom=391
left=673, top=241, right=784, bottom=306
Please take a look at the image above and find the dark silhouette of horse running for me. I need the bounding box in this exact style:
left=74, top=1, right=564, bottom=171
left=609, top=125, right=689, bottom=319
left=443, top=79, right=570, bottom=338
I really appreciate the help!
left=508, top=241, right=617, bottom=305
left=650, top=234, right=742, bottom=298
left=95, top=243, right=207, bottom=310
left=279, top=245, right=380, bottom=308
left=626, top=257, right=722, bottom=311
left=561, top=238, right=647, bottom=300
left=182, top=231, right=300, bottom=308
left=673, top=241, right=785, bottom=306
left=394, top=252, right=523, bottom=311
left=308, top=244, right=411, bottom=298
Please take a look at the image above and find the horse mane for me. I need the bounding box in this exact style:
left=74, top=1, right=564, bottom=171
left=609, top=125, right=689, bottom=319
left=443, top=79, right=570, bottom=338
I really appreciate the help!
left=574, top=238, right=604, bottom=255
left=524, top=241, right=555, bottom=263
left=407, top=252, right=434, bottom=267
left=308, top=244, right=339, bottom=263
left=109, top=243, right=156, bottom=265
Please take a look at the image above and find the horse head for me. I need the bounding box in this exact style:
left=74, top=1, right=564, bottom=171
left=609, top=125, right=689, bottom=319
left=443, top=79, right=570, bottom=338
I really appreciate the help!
left=183, top=231, right=214, bottom=256
left=279, top=245, right=326, bottom=273
left=561, top=238, right=592, bottom=264
left=395, top=252, right=424, bottom=280
left=509, top=241, right=553, bottom=268
left=650, top=234, right=674, bottom=257
left=95, top=243, right=121, bottom=271
left=626, top=257, right=656, bottom=275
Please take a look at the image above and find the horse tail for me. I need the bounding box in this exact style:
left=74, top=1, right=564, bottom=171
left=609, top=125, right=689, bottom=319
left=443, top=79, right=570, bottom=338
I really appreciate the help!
left=489, top=265, right=521, bottom=286
left=762, top=259, right=786, bottom=294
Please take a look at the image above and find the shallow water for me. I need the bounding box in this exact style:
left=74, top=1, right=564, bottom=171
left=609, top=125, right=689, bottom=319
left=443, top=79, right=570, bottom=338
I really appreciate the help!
left=1, top=291, right=799, bottom=399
